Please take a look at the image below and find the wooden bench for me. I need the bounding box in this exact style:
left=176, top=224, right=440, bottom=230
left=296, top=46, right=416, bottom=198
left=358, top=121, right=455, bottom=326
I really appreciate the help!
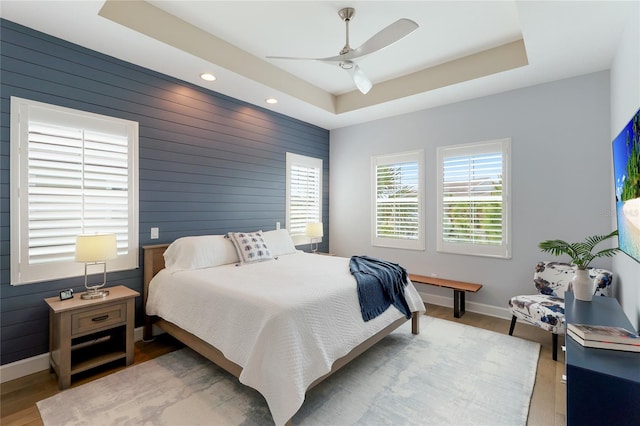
left=408, top=274, right=483, bottom=318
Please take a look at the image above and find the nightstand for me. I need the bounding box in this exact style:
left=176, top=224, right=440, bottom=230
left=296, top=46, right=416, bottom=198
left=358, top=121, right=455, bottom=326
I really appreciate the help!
left=44, top=285, right=139, bottom=389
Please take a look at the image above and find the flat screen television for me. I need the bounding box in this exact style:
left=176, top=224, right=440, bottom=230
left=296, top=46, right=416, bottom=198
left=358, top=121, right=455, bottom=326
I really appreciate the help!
left=612, top=107, right=640, bottom=263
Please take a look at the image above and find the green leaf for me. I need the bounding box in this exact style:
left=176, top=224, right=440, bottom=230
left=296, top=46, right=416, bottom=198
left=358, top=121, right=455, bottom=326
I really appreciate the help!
left=538, top=230, right=620, bottom=268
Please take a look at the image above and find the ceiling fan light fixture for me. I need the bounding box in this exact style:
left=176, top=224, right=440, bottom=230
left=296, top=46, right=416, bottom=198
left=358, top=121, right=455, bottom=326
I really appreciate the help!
left=339, top=61, right=354, bottom=70
left=352, top=64, right=372, bottom=94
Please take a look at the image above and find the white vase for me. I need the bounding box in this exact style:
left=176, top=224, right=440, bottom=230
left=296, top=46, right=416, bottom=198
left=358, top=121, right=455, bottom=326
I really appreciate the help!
left=572, top=268, right=593, bottom=301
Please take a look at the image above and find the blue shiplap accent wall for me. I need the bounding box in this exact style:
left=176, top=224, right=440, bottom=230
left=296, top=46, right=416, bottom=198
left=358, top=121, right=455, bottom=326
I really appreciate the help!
left=0, top=19, right=329, bottom=365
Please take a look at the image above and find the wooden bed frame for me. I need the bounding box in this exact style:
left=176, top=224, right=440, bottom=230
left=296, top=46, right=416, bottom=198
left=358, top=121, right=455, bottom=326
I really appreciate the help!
left=142, top=243, right=421, bottom=421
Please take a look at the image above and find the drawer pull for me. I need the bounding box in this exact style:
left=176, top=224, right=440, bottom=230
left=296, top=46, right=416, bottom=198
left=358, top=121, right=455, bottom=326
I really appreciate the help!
left=91, top=315, right=109, bottom=322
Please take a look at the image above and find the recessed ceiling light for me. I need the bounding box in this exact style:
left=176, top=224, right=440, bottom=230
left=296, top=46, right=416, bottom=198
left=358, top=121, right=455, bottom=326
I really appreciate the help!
left=265, top=98, right=278, bottom=104
left=200, top=73, right=216, bottom=81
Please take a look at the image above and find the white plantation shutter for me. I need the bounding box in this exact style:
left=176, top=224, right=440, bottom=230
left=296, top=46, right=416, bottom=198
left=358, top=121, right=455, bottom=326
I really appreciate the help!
left=289, top=164, right=321, bottom=234
left=286, top=153, right=322, bottom=245
left=375, top=163, right=419, bottom=238
left=436, top=139, right=511, bottom=258
left=372, top=150, right=425, bottom=250
left=10, top=97, right=139, bottom=284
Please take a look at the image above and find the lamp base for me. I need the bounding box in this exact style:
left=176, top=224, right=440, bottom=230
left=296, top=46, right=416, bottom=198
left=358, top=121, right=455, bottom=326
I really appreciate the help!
left=81, top=289, right=109, bottom=300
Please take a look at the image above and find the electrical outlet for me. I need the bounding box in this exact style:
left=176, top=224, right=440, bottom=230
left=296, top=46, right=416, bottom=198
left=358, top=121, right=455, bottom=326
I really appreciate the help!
left=276, top=222, right=281, bottom=230
left=151, top=227, right=159, bottom=239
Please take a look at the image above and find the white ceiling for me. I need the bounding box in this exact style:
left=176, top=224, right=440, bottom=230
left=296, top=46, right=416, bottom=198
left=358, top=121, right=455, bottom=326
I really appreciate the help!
left=0, top=1, right=635, bottom=130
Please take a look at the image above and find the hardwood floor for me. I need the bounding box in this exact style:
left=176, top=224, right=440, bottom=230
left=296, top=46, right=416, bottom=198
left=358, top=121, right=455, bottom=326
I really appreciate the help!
left=1, top=305, right=566, bottom=425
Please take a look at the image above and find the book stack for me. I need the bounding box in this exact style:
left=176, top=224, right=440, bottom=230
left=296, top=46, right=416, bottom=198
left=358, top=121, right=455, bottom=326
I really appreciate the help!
left=567, top=323, right=640, bottom=353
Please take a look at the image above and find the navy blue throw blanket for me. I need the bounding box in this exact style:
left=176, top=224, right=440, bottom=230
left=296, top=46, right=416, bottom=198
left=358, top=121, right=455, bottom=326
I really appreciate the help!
left=349, top=255, right=411, bottom=321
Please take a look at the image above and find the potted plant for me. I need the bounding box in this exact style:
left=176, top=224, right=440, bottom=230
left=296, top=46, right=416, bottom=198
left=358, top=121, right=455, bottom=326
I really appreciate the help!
left=538, top=230, right=620, bottom=301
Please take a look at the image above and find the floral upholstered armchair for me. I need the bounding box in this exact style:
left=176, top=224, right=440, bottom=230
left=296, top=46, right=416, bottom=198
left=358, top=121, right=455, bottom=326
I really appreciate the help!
left=508, top=261, right=613, bottom=361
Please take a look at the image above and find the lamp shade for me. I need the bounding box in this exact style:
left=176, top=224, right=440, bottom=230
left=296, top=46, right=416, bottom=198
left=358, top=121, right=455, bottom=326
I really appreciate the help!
left=75, top=234, right=117, bottom=262
left=305, top=222, right=324, bottom=238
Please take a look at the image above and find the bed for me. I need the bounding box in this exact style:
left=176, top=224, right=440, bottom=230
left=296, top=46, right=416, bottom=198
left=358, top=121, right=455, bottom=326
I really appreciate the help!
left=142, top=230, right=425, bottom=425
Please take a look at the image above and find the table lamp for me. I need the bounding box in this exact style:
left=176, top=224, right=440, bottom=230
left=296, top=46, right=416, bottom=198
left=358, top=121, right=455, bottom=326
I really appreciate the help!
left=75, top=233, right=117, bottom=299
left=305, top=222, right=323, bottom=253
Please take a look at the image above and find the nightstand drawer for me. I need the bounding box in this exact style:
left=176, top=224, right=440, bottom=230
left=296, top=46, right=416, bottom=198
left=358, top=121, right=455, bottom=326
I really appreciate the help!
left=71, top=303, right=126, bottom=335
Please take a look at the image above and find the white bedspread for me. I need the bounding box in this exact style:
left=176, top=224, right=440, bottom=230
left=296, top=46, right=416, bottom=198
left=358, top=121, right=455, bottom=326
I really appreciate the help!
left=146, top=252, right=425, bottom=425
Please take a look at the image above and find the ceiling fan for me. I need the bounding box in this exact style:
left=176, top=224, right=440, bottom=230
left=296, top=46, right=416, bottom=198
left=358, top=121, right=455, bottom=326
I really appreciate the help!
left=266, top=8, right=419, bottom=95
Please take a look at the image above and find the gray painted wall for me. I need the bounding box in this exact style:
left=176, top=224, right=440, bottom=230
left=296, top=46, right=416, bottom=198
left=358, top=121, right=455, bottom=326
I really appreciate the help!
left=610, top=4, right=640, bottom=331
left=330, top=71, right=615, bottom=316
left=0, top=19, right=329, bottom=365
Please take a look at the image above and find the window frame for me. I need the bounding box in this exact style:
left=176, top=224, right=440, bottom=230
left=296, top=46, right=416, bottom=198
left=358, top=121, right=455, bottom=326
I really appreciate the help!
left=10, top=97, right=139, bottom=285
left=285, top=152, right=323, bottom=246
left=371, top=149, right=425, bottom=250
left=436, top=138, right=511, bottom=259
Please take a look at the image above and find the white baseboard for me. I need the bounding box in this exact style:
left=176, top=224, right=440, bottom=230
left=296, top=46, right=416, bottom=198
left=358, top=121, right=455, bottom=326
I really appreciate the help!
left=0, top=352, right=50, bottom=384
left=2, top=299, right=513, bottom=384
left=418, top=290, right=513, bottom=321
left=0, top=326, right=146, bottom=384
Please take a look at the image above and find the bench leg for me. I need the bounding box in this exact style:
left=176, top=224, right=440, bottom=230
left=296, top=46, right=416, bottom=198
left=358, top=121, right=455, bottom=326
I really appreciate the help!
left=453, top=290, right=466, bottom=318
left=509, top=315, right=517, bottom=335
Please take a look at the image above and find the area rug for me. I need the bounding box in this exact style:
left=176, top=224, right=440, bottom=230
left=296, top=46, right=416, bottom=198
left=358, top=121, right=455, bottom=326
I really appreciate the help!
left=37, top=316, right=540, bottom=425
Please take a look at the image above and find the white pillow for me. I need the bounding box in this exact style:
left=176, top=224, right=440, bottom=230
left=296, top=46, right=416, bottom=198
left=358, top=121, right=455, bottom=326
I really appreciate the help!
left=164, top=235, right=239, bottom=272
left=227, top=231, right=273, bottom=264
left=262, top=229, right=299, bottom=256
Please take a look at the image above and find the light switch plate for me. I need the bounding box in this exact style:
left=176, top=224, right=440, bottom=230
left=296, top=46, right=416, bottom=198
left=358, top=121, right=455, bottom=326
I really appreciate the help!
left=151, top=227, right=159, bottom=239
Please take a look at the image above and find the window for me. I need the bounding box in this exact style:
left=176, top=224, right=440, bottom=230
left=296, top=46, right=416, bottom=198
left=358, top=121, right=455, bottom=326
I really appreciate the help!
left=10, top=97, right=139, bottom=284
left=436, top=138, right=511, bottom=258
left=285, top=152, right=322, bottom=246
left=372, top=150, right=425, bottom=250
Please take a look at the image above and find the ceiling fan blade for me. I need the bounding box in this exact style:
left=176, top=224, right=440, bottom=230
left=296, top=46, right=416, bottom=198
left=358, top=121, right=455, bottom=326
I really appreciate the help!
left=350, top=64, right=372, bottom=94
left=347, top=18, right=419, bottom=60
left=266, top=55, right=326, bottom=61
left=269, top=19, right=419, bottom=64
left=268, top=53, right=356, bottom=63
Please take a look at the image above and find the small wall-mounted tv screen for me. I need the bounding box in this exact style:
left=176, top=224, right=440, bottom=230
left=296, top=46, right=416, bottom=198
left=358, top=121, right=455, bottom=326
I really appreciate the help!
left=612, top=107, right=640, bottom=263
